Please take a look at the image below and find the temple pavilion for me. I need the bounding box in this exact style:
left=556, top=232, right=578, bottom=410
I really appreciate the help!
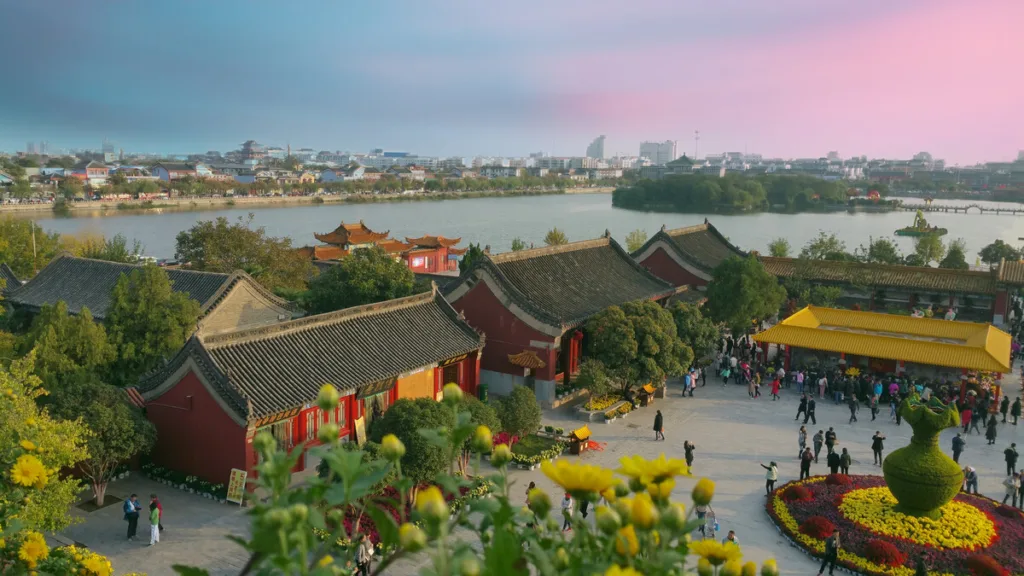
left=298, top=221, right=466, bottom=273
left=631, top=220, right=746, bottom=288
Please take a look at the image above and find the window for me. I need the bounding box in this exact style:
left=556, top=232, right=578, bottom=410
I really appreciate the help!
left=337, top=402, right=346, bottom=429
left=306, top=412, right=316, bottom=439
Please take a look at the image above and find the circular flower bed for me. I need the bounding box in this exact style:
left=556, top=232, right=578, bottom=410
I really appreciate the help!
left=767, top=475, right=1024, bottom=576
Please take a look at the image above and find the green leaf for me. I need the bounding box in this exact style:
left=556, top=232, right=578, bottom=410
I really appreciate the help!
left=417, top=428, right=450, bottom=450
left=363, top=505, right=400, bottom=549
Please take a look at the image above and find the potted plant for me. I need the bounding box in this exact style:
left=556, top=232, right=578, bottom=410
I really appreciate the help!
left=554, top=427, right=564, bottom=437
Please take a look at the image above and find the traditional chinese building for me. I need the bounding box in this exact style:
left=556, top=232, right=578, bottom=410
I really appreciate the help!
left=443, top=232, right=676, bottom=406
left=4, top=254, right=298, bottom=335
left=0, top=263, right=22, bottom=295
left=403, top=236, right=466, bottom=273
left=313, top=220, right=391, bottom=251
left=128, top=285, right=483, bottom=485
left=300, top=221, right=465, bottom=273
left=632, top=220, right=746, bottom=288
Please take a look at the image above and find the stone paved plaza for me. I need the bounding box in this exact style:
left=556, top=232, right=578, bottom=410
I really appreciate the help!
left=65, top=376, right=1024, bottom=576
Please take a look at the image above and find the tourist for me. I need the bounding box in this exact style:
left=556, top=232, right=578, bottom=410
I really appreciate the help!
left=699, top=365, right=707, bottom=387
left=526, top=481, right=536, bottom=502
left=695, top=502, right=710, bottom=536
left=800, top=447, right=814, bottom=480
left=961, top=406, right=973, bottom=433
left=683, top=370, right=693, bottom=397
left=963, top=467, right=979, bottom=494
left=561, top=493, right=574, bottom=531
left=1018, top=472, right=1024, bottom=509
left=839, top=448, right=852, bottom=475
left=759, top=461, right=778, bottom=495
left=684, top=440, right=695, bottom=469
left=803, top=397, right=817, bottom=425
left=148, top=500, right=160, bottom=546
left=355, top=533, right=374, bottom=575
left=798, top=426, right=808, bottom=459
left=847, top=394, right=859, bottom=423
left=871, top=431, right=886, bottom=466
left=1001, top=396, right=1010, bottom=423
left=796, top=369, right=805, bottom=395
left=952, top=433, right=966, bottom=463
left=1003, top=473, right=1021, bottom=507
left=151, top=494, right=164, bottom=532
left=813, top=430, right=824, bottom=463
left=703, top=505, right=718, bottom=540
left=722, top=530, right=740, bottom=547
left=827, top=449, right=841, bottom=475
left=123, top=493, right=141, bottom=541
left=825, top=427, right=837, bottom=455
left=1005, top=443, right=1019, bottom=476
left=969, top=408, right=983, bottom=435
left=1012, top=397, right=1022, bottom=425
left=818, top=373, right=828, bottom=399
left=795, top=394, right=808, bottom=421
left=869, top=395, right=879, bottom=421
left=653, top=409, right=665, bottom=441
left=817, top=528, right=840, bottom=576
left=770, top=377, right=781, bottom=401
left=987, top=414, right=999, bottom=445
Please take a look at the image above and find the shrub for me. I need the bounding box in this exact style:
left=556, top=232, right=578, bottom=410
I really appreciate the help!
left=618, top=403, right=632, bottom=415
left=781, top=485, right=814, bottom=503
left=825, top=474, right=853, bottom=486
left=966, top=555, right=1008, bottom=576
left=369, top=398, right=455, bottom=484
left=798, top=516, right=836, bottom=539
left=497, top=385, right=542, bottom=438
left=554, top=427, right=564, bottom=435
left=863, top=539, right=907, bottom=567
left=545, top=425, right=555, bottom=434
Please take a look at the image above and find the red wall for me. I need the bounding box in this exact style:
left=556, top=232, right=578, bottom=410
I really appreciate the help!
left=145, top=370, right=248, bottom=485
left=452, top=281, right=558, bottom=380
left=638, top=247, right=707, bottom=288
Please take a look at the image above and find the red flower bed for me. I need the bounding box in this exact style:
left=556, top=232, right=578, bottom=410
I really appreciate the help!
left=799, top=516, right=835, bottom=538
left=863, top=539, right=906, bottom=567
left=825, top=473, right=852, bottom=486
left=766, top=475, right=1024, bottom=576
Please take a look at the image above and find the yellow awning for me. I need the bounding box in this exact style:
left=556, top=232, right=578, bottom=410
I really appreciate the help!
left=752, top=306, right=1011, bottom=373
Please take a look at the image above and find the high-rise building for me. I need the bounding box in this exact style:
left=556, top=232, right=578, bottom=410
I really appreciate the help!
left=26, top=142, right=36, bottom=155
left=639, top=140, right=677, bottom=166
left=586, top=135, right=606, bottom=159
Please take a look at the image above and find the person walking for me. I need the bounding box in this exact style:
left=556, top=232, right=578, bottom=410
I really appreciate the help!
left=825, top=427, right=837, bottom=455
left=969, top=408, right=983, bottom=435
left=952, top=433, right=966, bottom=464
left=869, top=395, right=879, bottom=422
left=653, top=410, right=665, bottom=441
left=561, top=493, right=574, bottom=531
left=813, top=430, right=825, bottom=463
left=684, top=440, right=696, bottom=470
left=795, top=394, right=808, bottom=421
left=760, top=461, right=779, bottom=495
left=1012, top=398, right=1022, bottom=425
left=871, top=431, right=886, bottom=466
left=151, top=494, right=163, bottom=532
left=818, top=374, right=828, bottom=400
left=695, top=503, right=712, bottom=537
left=355, top=533, right=374, bottom=575
left=771, top=377, right=781, bottom=401
left=1006, top=443, right=1019, bottom=476
left=798, top=426, right=808, bottom=459
left=962, top=407, right=973, bottom=433
left=963, top=466, right=979, bottom=494
left=796, top=370, right=805, bottom=396
left=148, top=501, right=160, bottom=546
left=683, top=370, right=693, bottom=397
left=839, top=448, right=852, bottom=475
left=800, top=447, right=814, bottom=480
left=123, top=494, right=141, bottom=541
left=1003, top=473, right=1021, bottom=507
left=817, top=529, right=840, bottom=576
left=1001, top=395, right=1010, bottom=423
left=827, top=449, right=841, bottom=475
left=847, top=395, right=859, bottom=423
left=987, top=415, right=999, bottom=445
left=804, top=397, right=817, bottom=425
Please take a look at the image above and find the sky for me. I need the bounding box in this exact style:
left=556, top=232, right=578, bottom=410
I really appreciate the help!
left=1, top=0, right=1022, bottom=164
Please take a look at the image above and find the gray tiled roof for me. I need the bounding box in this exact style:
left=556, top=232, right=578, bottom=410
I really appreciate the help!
left=136, top=287, right=483, bottom=420
left=634, top=221, right=746, bottom=273
left=0, top=263, right=22, bottom=295
left=454, top=235, right=674, bottom=329
left=5, top=254, right=233, bottom=319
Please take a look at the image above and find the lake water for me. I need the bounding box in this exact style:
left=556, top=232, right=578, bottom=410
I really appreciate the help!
left=17, top=195, right=1024, bottom=262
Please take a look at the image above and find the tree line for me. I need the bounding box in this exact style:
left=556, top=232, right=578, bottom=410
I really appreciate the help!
left=612, top=173, right=853, bottom=213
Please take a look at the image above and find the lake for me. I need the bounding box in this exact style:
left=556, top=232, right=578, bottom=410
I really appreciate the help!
left=16, top=195, right=1024, bottom=262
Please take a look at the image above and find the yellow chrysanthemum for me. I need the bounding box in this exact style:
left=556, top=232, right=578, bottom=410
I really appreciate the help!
left=19, top=440, right=36, bottom=451
left=317, top=555, right=334, bottom=568
left=415, top=486, right=447, bottom=522
left=17, top=532, right=49, bottom=568
left=630, top=493, right=659, bottom=529
left=692, top=478, right=715, bottom=505
left=11, top=454, right=47, bottom=487
left=82, top=554, right=113, bottom=576
left=541, top=459, right=617, bottom=496
left=689, top=540, right=742, bottom=566
left=647, top=478, right=675, bottom=500
left=618, top=453, right=689, bottom=484
left=615, top=524, right=639, bottom=556
left=606, top=565, right=644, bottom=576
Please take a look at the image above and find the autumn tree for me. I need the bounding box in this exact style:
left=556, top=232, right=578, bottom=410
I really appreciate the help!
left=705, top=255, right=787, bottom=334
left=767, top=238, right=790, bottom=258
left=305, top=246, right=418, bottom=315
left=625, top=229, right=648, bottom=253
left=544, top=227, right=569, bottom=246
left=668, top=302, right=720, bottom=363
left=174, top=214, right=314, bottom=292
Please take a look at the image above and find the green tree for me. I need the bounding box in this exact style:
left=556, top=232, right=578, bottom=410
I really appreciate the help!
left=767, top=238, right=790, bottom=258
left=369, top=397, right=455, bottom=485
left=456, top=395, right=501, bottom=474
left=799, top=231, right=853, bottom=261
left=283, top=155, right=302, bottom=171
left=0, top=216, right=63, bottom=277
left=668, top=302, right=720, bottom=363
left=705, top=255, right=787, bottom=334
left=10, top=179, right=33, bottom=200
left=510, top=237, right=527, bottom=252
left=939, top=238, right=969, bottom=270
left=913, top=234, right=946, bottom=266
left=859, top=237, right=903, bottom=265
left=979, top=240, right=1021, bottom=268
left=305, top=246, right=418, bottom=314
left=46, top=156, right=77, bottom=169
left=67, top=233, right=144, bottom=263
left=625, top=229, right=648, bottom=253
left=59, top=176, right=84, bottom=200
left=459, top=243, right=486, bottom=274
left=584, top=301, right=691, bottom=395
left=573, top=359, right=613, bottom=398
left=174, top=214, right=314, bottom=292
left=544, top=227, right=569, bottom=246
left=18, top=302, right=115, bottom=386
left=807, top=285, right=843, bottom=307
left=104, top=266, right=201, bottom=386
left=496, top=384, right=543, bottom=438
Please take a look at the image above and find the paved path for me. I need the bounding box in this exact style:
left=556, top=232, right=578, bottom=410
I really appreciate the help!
left=67, top=376, right=1024, bottom=575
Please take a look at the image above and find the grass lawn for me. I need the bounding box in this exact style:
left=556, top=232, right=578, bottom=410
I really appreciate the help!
left=512, top=434, right=560, bottom=457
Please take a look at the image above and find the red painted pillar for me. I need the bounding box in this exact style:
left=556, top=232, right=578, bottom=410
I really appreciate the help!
left=784, top=345, right=791, bottom=371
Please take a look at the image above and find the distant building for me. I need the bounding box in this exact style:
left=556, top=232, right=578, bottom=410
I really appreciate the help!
left=70, top=160, right=109, bottom=187
left=479, top=166, right=523, bottom=179
left=586, top=135, right=606, bottom=159
left=240, top=140, right=265, bottom=160
left=151, top=162, right=212, bottom=181
left=569, top=157, right=599, bottom=170
left=639, top=141, right=677, bottom=166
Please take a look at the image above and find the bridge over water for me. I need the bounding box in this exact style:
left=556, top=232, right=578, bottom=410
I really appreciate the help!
left=898, top=203, right=1024, bottom=215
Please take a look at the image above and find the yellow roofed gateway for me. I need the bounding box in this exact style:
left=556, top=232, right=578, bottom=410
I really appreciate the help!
left=752, top=306, right=1011, bottom=373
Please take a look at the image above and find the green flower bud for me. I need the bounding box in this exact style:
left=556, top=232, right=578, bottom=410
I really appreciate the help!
left=266, top=507, right=292, bottom=527
left=415, top=486, right=448, bottom=523
left=471, top=425, right=493, bottom=453
left=628, top=477, right=647, bottom=494
left=554, top=548, right=570, bottom=569
left=398, top=523, right=427, bottom=552
left=742, top=561, right=758, bottom=576
left=698, top=558, right=714, bottom=576
left=614, top=482, right=631, bottom=498
left=460, top=557, right=481, bottom=576
left=380, top=434, right=406, bottom=462
left=317, top=384, right=340, bottom=411
left=722, top=560, right=743, bottom=576
left=443, top=383, right=463, bottom=405
left=595, top=505, right=622, bottom=534
left=527, top=487, right=552, bottom=518
left=490, top=443, right=512, bottom=467
left=692, top=478, right=716, bottom=506
left=290, top=503, right=309, bottom=522
left=661, top=502, right=687, bottom=531
left=318, top=423, right=340, bottom=444
left=761, top=559, right=779, bottom=576
left=253, top=431, right=276, bottom=458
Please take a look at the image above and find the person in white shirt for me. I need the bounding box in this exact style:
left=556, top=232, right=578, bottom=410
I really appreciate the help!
left=561, top=493, right=574, bottom=531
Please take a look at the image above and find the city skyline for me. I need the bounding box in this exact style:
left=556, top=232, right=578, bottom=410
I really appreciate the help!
left=1, top=0, right=1021, bottom=164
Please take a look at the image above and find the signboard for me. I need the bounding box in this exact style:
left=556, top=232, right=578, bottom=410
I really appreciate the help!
left=353, top=416, right=367, bottom=447
left=439, top=354, right=468, bottom=367
left=356, top=379, right=396, bottom=400
left=226, top=468, right=247, bottom=505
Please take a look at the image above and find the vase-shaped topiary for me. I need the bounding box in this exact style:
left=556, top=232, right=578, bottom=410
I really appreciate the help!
left=882, top=394, right=962, bottom=518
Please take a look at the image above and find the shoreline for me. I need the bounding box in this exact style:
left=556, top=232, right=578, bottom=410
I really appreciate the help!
left=1, top=186, right=614, bottom=217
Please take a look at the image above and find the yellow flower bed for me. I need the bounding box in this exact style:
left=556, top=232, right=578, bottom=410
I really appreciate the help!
left=838, top=487, right=995, bottom=550
left=585, top=395, right=621, bottom=411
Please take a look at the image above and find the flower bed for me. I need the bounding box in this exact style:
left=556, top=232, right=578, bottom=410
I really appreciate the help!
left=141, top=461, right=228, bottom=502
left=767, top=475, right=1024, bottom=576
left=511, top=434, right=566, bottom=468
left=584, top=394, right=622, bottom=412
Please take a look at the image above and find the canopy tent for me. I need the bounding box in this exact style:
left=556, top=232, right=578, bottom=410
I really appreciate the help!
left=753, top=306, right=1011, bottom=373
